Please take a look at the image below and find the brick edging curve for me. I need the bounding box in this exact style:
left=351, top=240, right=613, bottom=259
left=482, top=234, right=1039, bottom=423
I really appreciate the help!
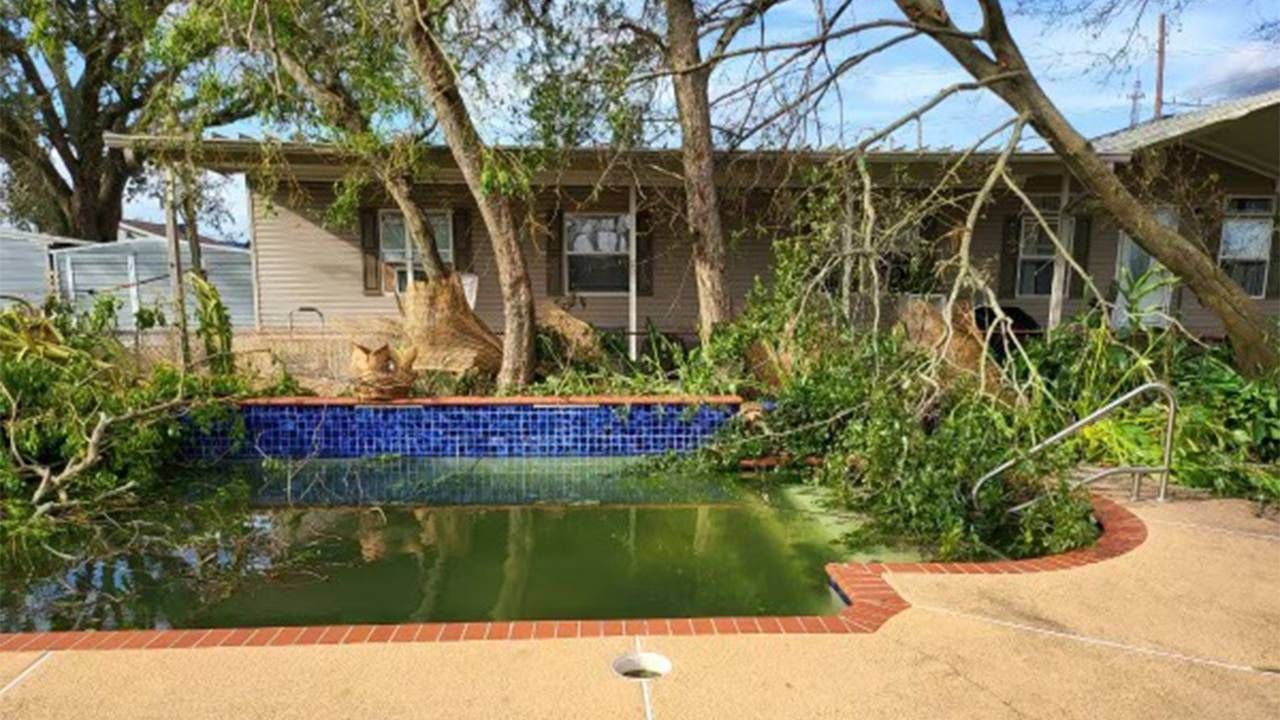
left=0, top=496, right=1144, bottom=652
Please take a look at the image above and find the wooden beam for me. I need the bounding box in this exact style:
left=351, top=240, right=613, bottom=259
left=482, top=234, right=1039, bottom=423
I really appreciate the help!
left=164, top=165, right=191, bottom=368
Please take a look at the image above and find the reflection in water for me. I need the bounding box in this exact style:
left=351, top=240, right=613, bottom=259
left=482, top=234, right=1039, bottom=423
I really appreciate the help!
left=2, top=500, right=849, bottom=631
left=250, top=457, right=741, bottom=507
left=188, top=499, right=845, bottom=628
left=0, top=460, right=889, bottom=631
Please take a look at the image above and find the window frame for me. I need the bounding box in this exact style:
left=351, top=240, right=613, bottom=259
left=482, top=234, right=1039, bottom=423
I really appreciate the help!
left=1112, top=204, right=1177, bottom=328
left=1013, top=194, right=1065, bottom=299
left=562, top=211, right=632, bottom=297
left=1217, top=195, right=1275, bottom=300
left=1114, top=204, right=1178, bottom=285
left=377, top=208, right=454, bottom=295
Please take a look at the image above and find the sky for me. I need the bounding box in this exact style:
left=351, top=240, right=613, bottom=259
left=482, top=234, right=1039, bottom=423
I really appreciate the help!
left=122, top=0, right=1280, bottom=244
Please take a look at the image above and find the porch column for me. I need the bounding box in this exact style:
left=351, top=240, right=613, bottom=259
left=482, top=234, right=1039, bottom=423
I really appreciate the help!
left=628, top=183, right=639, bottom=361
left=164, top=163, right=192, bottom=368
left=1047, top=174, right=1072, bottom=329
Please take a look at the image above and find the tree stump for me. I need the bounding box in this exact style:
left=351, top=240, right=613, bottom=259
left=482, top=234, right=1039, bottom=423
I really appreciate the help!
left=898, top=299, right=1005, bottom=393
left=399, top=273, right=503, bottom=376
left=536, top=299, right=603, bottom=364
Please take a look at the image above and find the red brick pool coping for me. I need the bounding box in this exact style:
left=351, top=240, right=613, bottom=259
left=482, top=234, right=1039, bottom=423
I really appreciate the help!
left=0, top=497, right=1143, bottom=653
left=239, top=394, right=745, bottom=407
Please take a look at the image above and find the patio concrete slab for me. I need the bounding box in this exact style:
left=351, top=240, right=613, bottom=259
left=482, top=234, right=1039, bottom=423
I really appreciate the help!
left=884, top=497, right=1280, bottom=667
left=645, top=617, right=1280, bottom=719
left=0, top=641, right=644, bottom=720
left=0, top=651, right=43, bottom=690
left=1, top=496, right=1276, bottom=719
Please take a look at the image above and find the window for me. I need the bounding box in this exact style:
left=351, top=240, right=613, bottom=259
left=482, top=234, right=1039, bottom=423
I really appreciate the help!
left=1015, top=195, right=1063, bottom=296
left=379, top=210, right=452, bottom=293
left=1113, top=206, right=1177, bottom=328
left=565, top=213, right=630, bottom=293
left=1218, top=196, right=1275, bottom=298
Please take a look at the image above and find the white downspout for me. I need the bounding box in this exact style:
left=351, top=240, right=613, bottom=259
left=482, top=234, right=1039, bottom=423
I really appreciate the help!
left=127, top=252, right=140, bottom=317
left=63, top=254, right=76, bottom=303
left=1048, top=173, right=1072, bottom=329
left=628, top=184, right=638, bottom=361
left=246, top=179, right=264, bottom=331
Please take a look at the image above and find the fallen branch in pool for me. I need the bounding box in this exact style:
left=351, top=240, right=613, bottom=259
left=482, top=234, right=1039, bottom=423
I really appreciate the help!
left=16, top=397, right=190, bottom=520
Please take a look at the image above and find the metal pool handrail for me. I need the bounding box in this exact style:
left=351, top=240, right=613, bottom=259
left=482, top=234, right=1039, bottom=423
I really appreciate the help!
left=971, top=381, right=1177, bottom=508
left=288, top=306, right=325, bottom=334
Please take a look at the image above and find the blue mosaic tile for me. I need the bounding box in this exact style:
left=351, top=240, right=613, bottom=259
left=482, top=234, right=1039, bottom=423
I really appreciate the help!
left=183, top=401, right=739, bottom=460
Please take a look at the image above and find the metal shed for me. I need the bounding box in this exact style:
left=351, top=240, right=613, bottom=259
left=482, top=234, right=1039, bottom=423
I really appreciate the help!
left=49, top=237, right=255, bottom=331
left=0, top=229, right=89, bottom=308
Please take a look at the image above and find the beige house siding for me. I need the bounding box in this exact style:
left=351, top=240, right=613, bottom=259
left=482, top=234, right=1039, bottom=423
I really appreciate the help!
left=1163, top=157, right=1277, bottom=337
left=250, top=150, right=1275, bottom=339
left=252, top=181, right=776, bottom=336
left=978, top=155, right=1277, bottom=337
left=251, top=182, right=399, bottom=331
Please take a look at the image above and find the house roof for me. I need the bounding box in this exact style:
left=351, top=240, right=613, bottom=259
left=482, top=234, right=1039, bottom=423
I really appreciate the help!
left=1092, top=89, right=1280, bottom=178
left=119, top=219, right=248, bottom=250
left=0, top=227, right=93, bottom=248
left=51, top=234, right=251, bottom=256
left=102, top=132, right=1093, bottom=188
left=102, top=91, right=1277, bottom=186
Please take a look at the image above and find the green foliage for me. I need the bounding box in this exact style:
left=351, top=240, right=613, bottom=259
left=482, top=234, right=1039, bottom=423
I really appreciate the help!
left=1, top=0, right=255, bottom=237
left=1025, top=312, right=1280, bottom=504
left=479, top=148, right=537, bottom=198
left=190, top=272, right=235, bottom=375
left=522, top=208, right=1102, bottom=559
left=0, top=300, right=250, bottom=557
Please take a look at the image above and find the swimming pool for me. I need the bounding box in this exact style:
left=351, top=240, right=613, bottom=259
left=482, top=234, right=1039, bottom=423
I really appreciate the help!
left=0, top=459, right=913, bottom=632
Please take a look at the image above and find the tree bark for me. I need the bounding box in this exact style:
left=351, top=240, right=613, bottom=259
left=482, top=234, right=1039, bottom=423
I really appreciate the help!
left=384, top=174, right=448, bottom=280
left=268, top=44, right=451, bottom=281
left=664, top=0, right=734, bottom=344
left=895, top=0, right=1279, bottom=375
left=180, top=181, right=205, bottom=277
left=1, top=6, right=248, bottom=242
left=394, top=0, right=537, bottom=387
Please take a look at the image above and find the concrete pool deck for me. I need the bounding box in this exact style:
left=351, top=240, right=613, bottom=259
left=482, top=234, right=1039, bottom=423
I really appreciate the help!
left=1, top=490, right=1277, bottom=719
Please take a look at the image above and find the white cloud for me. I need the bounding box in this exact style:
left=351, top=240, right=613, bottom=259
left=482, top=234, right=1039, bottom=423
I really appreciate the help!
left=1183, top=42, right=1280, bottom=99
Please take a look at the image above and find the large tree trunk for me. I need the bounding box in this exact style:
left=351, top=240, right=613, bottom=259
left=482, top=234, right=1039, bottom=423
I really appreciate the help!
left=895, top=0, right=1279, bottom=375
left=384, top=174, right=448, bottom=279
left=664, top=0, right=733, bottom=344
left=394, top=0, right=536, bottom=388
left=63, top=152, right=127, bottom=242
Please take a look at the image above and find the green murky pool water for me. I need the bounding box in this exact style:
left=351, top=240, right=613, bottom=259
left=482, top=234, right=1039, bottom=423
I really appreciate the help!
left=1, top=458, right=920, bottom=631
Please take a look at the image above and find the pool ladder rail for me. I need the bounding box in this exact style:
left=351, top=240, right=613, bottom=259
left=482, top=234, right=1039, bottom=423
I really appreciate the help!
left=971, top=382, right=1177, bottom=513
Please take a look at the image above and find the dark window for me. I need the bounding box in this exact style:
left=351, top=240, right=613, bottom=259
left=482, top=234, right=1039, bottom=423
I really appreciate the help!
left=567, top=255, right=629, bottom=292
left=1017, top=258, right=1054, bottom=296
left=565, top=214, right=630, bottom=293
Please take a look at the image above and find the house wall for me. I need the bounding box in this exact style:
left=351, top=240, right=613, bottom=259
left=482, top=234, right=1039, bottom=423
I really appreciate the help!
left=981, top=155, right=1278, bottom=337
left=251, top=182, right=775, bottom=337
left=250, top=151, right=1276, bottom=340
left=1160, top=156, right=1278, bottom=337
left=249, top=183, right=401, bottom=331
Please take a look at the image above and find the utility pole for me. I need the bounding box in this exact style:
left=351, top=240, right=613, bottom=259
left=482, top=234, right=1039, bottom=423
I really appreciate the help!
left=1154, top=13, right=1167, bottom=120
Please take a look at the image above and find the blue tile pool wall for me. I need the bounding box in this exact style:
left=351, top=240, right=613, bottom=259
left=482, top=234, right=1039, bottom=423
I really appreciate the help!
left=186, top=402, right=739, bottom=460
